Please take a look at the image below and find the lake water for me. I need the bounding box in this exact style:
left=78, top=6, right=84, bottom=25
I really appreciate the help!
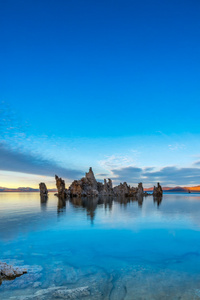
left=1, top=192, right=200, bottom=299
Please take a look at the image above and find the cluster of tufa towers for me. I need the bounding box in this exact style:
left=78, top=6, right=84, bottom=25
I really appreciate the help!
left=39, top=167, right=163, bottom=200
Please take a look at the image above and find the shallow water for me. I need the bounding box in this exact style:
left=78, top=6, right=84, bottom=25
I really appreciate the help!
left=1, top=193, right=200, bottom=299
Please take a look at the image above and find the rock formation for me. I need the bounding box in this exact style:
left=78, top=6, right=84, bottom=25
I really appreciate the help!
left=39, top=183, right=48, bottom=197
left=54, top=168, right=162, bottom=200
left=85, top=167, right=97, bottom=190
left=153, top=182, right=163, bottom=197
left=55, top=175, right=66, bottom=198
left=113, top=182, right=130, bottom=197
left=55, top=168, right=114, bottom=198
left=137, top=182, right=143, bottom=197
left=113, top=182, right=143, bottom=198
left=0, top=262, right=27, bottom=284
left=101, top=178, right=114, bottom=196
left=69, top=168, right=99, bottom=197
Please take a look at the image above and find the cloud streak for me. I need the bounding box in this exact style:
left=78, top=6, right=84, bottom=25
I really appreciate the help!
left=0, top=143, right=83, bottom=179
left=0, top=103, right=84, bottom=180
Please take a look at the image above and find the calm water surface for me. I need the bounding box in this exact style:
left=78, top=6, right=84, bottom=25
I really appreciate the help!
left=1, top=193, right=200, bottom=299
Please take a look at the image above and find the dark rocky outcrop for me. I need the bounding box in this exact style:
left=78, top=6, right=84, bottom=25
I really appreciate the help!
left=0, top=262, right=27, bottom=284
left=39, top=183, right=48, bottom=197
left=54, top=168, right=162, bottom=200
left=113, top=182, right=145, bottom=198
left=153, top=182, right=163, bottom=197
left=137, top=182, right=143, bottom=197
left=69, top=168, right=113, bottom=197
left=101, top=178, right=114, bottom=196
left=55, top=175, right=66, bottom=198
left=85, top=167, right=97, bottom=190
left=113, top=182, right=130, bottom=197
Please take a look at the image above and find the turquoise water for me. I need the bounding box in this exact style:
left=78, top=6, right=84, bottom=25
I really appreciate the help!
left=1, top=193, right=200, bottom=299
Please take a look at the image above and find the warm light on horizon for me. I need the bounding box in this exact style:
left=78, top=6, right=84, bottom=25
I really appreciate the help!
left=0, top=171, right=56, bottom=189
left=0, top=169, right=200, bottom=190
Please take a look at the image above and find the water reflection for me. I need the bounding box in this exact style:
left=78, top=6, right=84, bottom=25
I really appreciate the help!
left=40, top=195, right=48, bottom=212
left=1, top=192, right=200, bottom=244
left=153, top=195, right=163, bottom=207
left=70, top=196, right=114, bottom=222
left=57, top=197, right=66, bottom=215
left=57, top=195, right=159, bottom=221
left=2, top=193, right=200, bottom=300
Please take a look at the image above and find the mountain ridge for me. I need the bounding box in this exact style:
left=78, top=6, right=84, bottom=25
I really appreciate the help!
left=0, top=187, right=57, bottom=192
left=0, top=185, right=200, bottom=192
left=144, top=186, right=200, bottom=192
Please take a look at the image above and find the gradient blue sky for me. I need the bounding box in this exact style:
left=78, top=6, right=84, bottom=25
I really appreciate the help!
left=0, top=0, right=200, bottom=188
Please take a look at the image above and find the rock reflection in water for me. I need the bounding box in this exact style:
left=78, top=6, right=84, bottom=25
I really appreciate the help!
left=40, top=195, right=48, bottom=211
left=40, top=194, right=162, bottom=220
left=114, top=195, right=143, bottom=208
left=57, top=197, right=66, bottom=215
left=137, top=195, right=143, bottom=207
left=69, top=195, right=148, bottom=222
left=70, top=197, right=113, bottom=222
left=153, top=195, right=163, bottom=207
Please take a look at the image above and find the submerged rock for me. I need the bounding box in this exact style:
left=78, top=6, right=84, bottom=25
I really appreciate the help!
left=0, top=262, right=27, bottom=284
left=52, top=286, right=90, bottom=299
left=1, top=264, right=42, bottom=290
left=11, top=285, right=90, bottom=299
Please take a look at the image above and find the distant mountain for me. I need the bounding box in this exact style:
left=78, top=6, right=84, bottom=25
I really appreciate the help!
left=144, top=185, right=200, bottom=192
left=144, top=187, right=174, bottom=191
left=164, top=187, right=188, bottom=192
left=0, top=187, right=57, bottom=192
left=1, top=185, right=200, bottom=193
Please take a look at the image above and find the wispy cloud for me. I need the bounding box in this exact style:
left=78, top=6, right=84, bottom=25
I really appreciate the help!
left=99, top=155, right=134, bottom=170
left=168, top=143, right=186, bottom=151
left=0, top=102, right=84, bottom=179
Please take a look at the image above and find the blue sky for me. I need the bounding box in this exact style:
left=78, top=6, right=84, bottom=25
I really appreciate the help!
left=0, top=0, right=200, bottom=188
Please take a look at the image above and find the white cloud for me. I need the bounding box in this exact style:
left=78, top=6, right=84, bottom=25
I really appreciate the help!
left=98, top=154, right=134, bottom=170
left=168, top=143, right=186, bottom=151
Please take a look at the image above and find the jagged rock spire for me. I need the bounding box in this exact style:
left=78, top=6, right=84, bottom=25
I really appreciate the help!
left=153, top=182, right=163, bottom=197
left=39, top=183, right=48, bottom=196
left=55, top=175, right=66, bottom=198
